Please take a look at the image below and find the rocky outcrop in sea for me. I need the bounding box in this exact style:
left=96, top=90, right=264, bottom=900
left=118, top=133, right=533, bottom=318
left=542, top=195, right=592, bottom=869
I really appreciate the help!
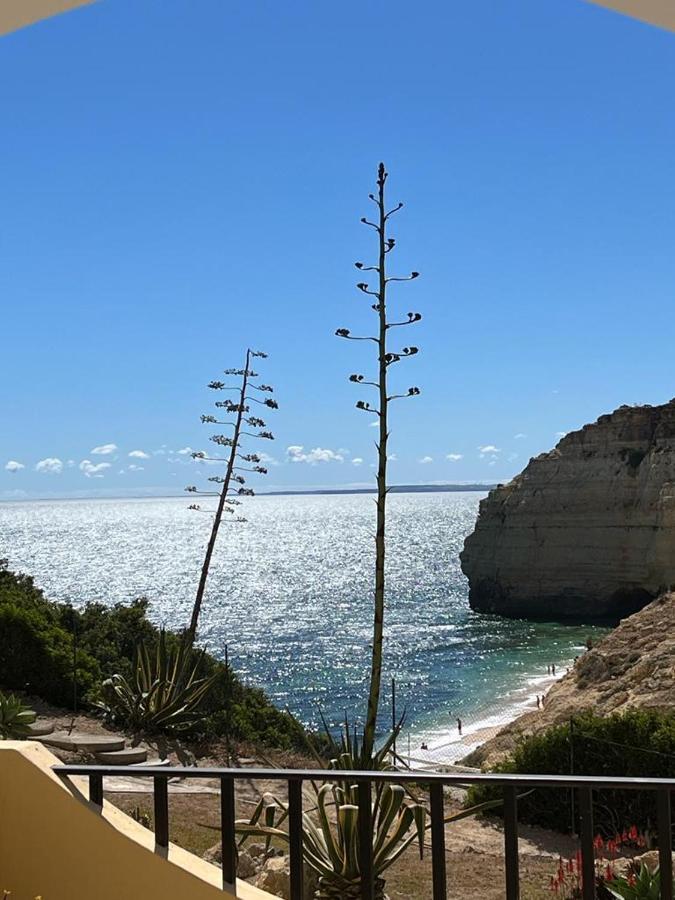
left=464, top=592, right=675, bottom=768
left=460, top=400, right=675, bottom=620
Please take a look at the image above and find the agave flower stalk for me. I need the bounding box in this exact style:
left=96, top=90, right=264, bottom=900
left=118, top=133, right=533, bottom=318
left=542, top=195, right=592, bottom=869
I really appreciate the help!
left=185, top=349, right=277, bottom=641
left=336, top=163, right=421, bottom=762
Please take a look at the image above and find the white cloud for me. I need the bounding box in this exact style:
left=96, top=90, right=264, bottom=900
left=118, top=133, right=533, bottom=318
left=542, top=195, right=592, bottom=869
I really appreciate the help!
left=91, top=443, right=118, bottom=456
left=79, top=459, right=112, bottom=479
left=286, top=446, right=345, bottom=465
left=66, top=459, right=75, bottom=468
left=5, top=460, right=25, bottom=472
left=352, top=457, right=363, bottom=466
left=418, top=456, right=433, bottom=464
left=177, top=447, right=193, bottom=455
left=555, top=431, right=567, bottom=439
left=514, top=433, right=527, bottom=440
left=129, top=450, right=150, bottom=459
left=387, top=453, right=397, bottom=462
left=478, top=445, right=502, bottom=460
left=153, top=446, right=169, bottom=456
left=446, top=453, right=463, bottom=461
left=368, top=420, right=378, bottom=427
left=128, top=463, right=144, bottom=472
left=507, top=452, right=519, bottom=462
left=36, top=457, right=63, bottom=475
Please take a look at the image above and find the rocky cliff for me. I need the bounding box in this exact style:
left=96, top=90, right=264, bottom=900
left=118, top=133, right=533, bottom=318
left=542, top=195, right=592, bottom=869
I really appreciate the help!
left=460, top=400, right=675, bottom=620
left=464, top=592, right=675, bottom=768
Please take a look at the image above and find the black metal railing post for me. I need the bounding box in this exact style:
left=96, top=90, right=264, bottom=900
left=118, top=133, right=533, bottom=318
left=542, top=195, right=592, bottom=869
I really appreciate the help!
left=503, top=785, right=520, bottom=900
left=220, top=776, right=237, bottom=893
left=429, top=782, right=447, bottom=899
left=578, top=786, right=595, bottom=900
left=288, top=778, right=304, bottom=900
left=657, top=789, right=673, bottom=900
left=153, top=775, right=169, bottom=849
left=358, top=779, right=374, bottom=900
left=89, top=772, right=103, bottom=806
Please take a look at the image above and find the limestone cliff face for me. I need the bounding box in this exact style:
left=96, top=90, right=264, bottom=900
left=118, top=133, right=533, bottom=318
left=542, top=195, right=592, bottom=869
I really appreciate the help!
left=460, top=400, right=675, bottom=620
left=463, top=593, right=675, bottom=768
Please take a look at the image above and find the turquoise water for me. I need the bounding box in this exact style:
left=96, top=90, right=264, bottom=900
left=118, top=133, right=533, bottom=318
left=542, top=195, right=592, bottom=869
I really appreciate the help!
left=0, top=492, right=607, bottom=746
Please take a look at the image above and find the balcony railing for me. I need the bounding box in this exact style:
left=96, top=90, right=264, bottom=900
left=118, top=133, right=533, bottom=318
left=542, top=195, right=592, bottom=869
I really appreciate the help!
left=54, top=765, right=674, bottom=900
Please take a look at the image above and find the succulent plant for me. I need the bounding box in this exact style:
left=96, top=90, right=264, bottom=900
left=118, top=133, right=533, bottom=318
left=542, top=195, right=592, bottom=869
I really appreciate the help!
left=0, top=691, right=36, bottom=740
left=98, top=630, right=216, bottom=733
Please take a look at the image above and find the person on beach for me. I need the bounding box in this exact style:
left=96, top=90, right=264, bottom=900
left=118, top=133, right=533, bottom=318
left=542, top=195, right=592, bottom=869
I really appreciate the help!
left=457, top=717, right=463, bottom=736
left=552, top=663, right=556, bottom=675
left=536, top=695, right=541, bottom=709
left=547, top=665, right=551, bottom=675
left=420, top=742, right=428, bottom=751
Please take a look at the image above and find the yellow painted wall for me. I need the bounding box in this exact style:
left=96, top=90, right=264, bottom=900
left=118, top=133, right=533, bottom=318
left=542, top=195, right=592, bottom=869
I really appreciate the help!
left=0, top=1, right=95, bottom=37
left=0, top=742, right=274, bottom=900
left=584, top=0, right=675, bottom=33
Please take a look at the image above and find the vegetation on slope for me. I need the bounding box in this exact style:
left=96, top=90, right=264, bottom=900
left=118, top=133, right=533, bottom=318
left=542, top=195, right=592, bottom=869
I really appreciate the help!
left=467, top=709, right=675, bottom=836
left=0, top=560, right=306, bottom=749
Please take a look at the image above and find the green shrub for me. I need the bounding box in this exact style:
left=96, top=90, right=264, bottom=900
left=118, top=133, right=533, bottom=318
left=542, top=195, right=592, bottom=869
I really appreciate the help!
left=0, top=598, right=100, bottom=707
left=466, top=710, right=675, bottom=836
left=0, top=561, right=307, bottom=749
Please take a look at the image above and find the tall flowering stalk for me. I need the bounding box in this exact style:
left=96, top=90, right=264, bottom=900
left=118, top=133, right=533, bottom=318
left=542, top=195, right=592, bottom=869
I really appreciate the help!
left=336, top=163, right=421, bottom=761
left=185, top=349, right=277, bottom=641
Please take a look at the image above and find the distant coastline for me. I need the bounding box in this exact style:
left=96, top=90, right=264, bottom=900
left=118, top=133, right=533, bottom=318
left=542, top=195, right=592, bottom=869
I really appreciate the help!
left=0, top=483, right=497, bottom=503
left=262, top=483, right=497, bottom=497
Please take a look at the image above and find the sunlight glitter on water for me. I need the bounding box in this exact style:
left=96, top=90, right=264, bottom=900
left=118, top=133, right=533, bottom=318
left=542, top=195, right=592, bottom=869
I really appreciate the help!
left=0, top=492, right=607, bottom=736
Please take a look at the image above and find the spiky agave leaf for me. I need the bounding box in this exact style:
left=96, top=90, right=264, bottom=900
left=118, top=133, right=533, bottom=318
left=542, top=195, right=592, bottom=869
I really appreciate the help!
left=97, top=632, right=217, bottom=733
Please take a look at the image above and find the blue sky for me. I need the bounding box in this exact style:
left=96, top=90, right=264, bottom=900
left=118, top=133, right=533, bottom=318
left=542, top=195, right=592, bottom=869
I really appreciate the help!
left=2, top=0, right=675, bottom=498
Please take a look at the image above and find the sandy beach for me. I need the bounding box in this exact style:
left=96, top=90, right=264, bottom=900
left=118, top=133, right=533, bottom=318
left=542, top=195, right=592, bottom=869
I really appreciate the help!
left=404, top=659, right=573, bottom=769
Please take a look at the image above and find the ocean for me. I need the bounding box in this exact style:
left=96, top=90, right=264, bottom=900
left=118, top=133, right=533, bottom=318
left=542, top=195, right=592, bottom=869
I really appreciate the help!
left=0, top=492, right=607, bottom=758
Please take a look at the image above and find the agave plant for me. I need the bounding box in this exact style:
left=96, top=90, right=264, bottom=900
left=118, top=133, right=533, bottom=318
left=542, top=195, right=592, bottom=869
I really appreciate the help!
left=237, top=780, right=502, bottom=900
left=304, top=709, right=404, bottom=774
left=0, top=691, right=36, bottom=739
left=98, top=631, right=217, bottom=733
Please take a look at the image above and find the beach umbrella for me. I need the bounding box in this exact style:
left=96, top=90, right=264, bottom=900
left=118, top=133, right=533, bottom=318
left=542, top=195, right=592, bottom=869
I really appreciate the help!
left=0, top=0, right=95, bottom=37
left=584, top=0, right=675, bottom=33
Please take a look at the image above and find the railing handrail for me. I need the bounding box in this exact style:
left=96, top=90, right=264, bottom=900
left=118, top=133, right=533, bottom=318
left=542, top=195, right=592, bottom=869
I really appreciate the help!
left=53, top=764, right=675, bottom=790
